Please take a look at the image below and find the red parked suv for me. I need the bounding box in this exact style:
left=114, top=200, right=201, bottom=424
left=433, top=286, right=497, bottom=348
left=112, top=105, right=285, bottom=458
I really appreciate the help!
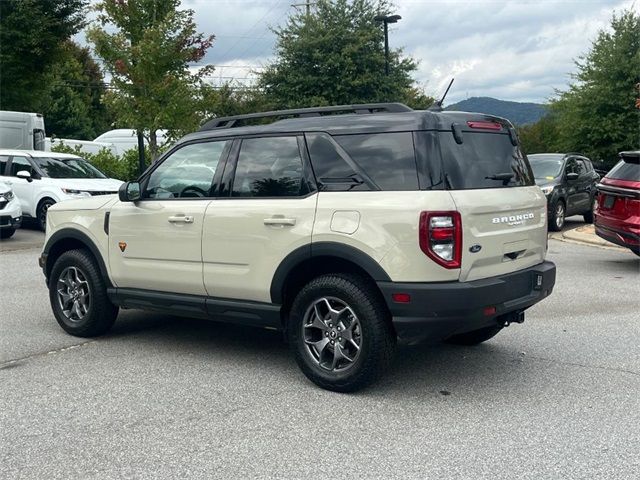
left=594, top=151, right=640, bottom=256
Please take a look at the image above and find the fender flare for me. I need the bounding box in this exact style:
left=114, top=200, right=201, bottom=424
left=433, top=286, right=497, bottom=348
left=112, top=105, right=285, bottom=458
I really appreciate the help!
left=270, top=242, right=391, bottom=304
left=42, top=228, right=111, bottom=287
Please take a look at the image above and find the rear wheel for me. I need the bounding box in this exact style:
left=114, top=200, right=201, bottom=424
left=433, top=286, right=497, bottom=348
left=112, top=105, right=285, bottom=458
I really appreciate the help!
left=583, top=197, right=595, bottom=224
left=37, top=198, right=55, bottom=231
left=288, top=273, right=396, bottom=392
left=0, top=228, right=16, bottom=239
left=549, top=200, right=565, bottom=231
left=446, top=325, right=503, bottom=346
left=49, top=249, right=118, bottom=337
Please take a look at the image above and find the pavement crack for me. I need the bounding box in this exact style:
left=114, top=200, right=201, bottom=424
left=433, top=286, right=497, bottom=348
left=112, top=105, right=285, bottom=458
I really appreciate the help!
left=524, top=355, right=640, bottom=377
left=0, top=341, right=96, bottom=370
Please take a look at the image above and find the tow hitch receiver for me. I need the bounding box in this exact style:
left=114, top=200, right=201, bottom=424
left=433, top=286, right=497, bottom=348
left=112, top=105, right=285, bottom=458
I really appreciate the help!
left=499, top=311, right=525, bottom=327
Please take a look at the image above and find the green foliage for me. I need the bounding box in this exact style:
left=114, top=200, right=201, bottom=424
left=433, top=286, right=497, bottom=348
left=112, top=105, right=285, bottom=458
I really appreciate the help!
left=41, top=41, right=112, bottom=140
left=550, top=10, right=640, bottom=167
left=200, top=83, right=272, bottom=119
left=0, top=0, right=87, bottom=111
left=51, top=142, right=149, bottom=182
left=87, top=0, right=215, bottom=158
left=257, top=0, right=421, bottom=108
left=517, top=115, right=562, bottom=155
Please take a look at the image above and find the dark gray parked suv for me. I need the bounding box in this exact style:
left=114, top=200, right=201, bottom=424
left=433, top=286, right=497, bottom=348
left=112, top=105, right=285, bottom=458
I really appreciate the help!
left=528, top=153, right=600, bottom=231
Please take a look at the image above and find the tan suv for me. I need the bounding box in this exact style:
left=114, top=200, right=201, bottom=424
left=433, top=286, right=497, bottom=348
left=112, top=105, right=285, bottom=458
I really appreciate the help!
left=39, top=103, right=556, bottom=392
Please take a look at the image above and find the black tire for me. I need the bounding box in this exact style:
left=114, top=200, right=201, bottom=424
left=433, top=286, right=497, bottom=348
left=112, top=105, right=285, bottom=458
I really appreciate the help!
left=583, top=197, right=595, bottom=224
left=446, top=325, right=503, bottom=346
left=0, top=228, right=16, bottom=239
left=49, top=249, right=118, bottom=337
left=37, top=198, right=55, bottom=231
left=288, top=273, right=396, bottom=392
left=549, top=200, right=565, bottom=231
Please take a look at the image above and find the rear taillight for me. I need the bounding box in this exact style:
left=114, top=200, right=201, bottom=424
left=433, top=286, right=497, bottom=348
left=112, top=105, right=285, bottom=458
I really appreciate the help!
left=419, top=211, right=462, bottom=269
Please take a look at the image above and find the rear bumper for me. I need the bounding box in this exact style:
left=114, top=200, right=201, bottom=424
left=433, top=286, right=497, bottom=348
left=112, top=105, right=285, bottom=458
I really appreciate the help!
left=377, top=261, right=556, bottom=342
left=594, top=222, right=640, bottom=253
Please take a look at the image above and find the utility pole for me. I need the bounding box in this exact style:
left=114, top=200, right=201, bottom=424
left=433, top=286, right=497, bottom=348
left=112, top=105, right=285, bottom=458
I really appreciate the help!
left=292, top=1, right=315, bottom=15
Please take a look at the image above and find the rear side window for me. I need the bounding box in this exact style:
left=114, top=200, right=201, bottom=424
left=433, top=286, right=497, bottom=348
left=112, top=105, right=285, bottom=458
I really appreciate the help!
left=607, top=159, right=640, bottom=182
left=305, top=133, right=370, bottom=191
left=333, top=133, right=418, bottom=190
left=232, top=137, right=309, bottom=197
left=438, top=132, right=534, bottom=189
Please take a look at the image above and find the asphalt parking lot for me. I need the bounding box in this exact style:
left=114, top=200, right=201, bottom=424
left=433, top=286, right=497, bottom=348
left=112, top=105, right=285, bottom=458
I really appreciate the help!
left=1, top=221, right=639, bottom=479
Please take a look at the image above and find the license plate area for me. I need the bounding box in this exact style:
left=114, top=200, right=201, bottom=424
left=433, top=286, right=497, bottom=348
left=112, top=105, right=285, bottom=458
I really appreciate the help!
left=603, top=194, right=615, bottom=209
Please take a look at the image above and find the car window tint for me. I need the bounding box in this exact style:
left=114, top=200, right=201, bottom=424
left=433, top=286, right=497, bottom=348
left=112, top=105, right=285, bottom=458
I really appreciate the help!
left=145, top=141, right=229, bottom=199
left=10, top=156, right=35, bottom=177
left=334, top=133, right=418, bottom=191
left=305, top=133, right=370, bottom=191
left=0, top=155, right=8, bottom=175
left=576, top=160, right=587, bottom=175
left=231, top=137, right=308, bottom=197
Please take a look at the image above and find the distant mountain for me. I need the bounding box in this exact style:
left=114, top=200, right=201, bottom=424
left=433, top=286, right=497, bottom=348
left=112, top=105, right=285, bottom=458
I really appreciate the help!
left=445, top=97, right=548, bottom=125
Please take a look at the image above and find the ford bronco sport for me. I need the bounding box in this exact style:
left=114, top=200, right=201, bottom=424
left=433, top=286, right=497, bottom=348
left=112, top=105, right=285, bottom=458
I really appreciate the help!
left=40, top=103, right=556, bottom=392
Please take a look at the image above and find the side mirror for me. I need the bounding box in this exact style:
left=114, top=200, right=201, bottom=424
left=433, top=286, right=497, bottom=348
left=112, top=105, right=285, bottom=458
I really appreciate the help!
left=118, top=181, right=141, bottom=202
left=566, top=172, right=579, bottom=181
left=16, top=170, right=32, bottom=182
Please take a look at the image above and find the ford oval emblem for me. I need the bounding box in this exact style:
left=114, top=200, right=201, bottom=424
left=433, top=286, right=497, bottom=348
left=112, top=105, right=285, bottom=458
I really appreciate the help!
left=469, top=244, right=482, bottom=253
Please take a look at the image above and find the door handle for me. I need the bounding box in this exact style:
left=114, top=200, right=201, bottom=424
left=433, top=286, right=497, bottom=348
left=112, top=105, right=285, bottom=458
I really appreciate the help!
left=168, top=215, right=194, bottom=224
left=263, top=217, right=296, bottom=226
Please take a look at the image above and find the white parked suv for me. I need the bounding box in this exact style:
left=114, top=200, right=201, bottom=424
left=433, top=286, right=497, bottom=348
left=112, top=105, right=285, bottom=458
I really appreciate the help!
left=39, top=104, right=556, bottom=391
left=0, top=150, right=123, bottom=230
left=0, top=181, right=22, bottom=239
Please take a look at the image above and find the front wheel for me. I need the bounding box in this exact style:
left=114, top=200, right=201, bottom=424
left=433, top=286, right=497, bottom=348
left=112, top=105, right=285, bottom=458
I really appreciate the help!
left=49, top=249, right=118, bottom=337
left=0, top=228, right=16, bottom=239
left=549, top=200, right=565, bottom=231
left=288, top=274, right=396, bottom=392
left=37, top=199, right=55, bottom=231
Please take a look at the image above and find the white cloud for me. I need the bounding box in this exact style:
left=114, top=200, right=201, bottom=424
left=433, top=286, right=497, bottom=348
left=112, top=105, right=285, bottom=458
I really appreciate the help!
left=84, top=0, right=639, bottom=104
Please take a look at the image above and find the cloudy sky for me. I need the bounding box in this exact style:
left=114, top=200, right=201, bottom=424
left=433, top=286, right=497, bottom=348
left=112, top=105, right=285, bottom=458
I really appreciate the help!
left=87, top=0, right=637, bottom=105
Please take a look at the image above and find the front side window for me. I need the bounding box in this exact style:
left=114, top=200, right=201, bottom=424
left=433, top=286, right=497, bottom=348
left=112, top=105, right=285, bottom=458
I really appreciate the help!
left=231, top=137, right=308, bottom=197
left=10, top=157, right=36, bottom=177
left=32, top=157, right=106, bottom=179
left=144, top=140, right=230, bottom=199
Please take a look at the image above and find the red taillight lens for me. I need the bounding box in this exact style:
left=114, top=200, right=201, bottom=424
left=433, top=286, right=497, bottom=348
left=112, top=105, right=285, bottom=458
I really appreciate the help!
left=419, top=211, right=462, bottom=269
left=467, top=121, right=502, bottom=131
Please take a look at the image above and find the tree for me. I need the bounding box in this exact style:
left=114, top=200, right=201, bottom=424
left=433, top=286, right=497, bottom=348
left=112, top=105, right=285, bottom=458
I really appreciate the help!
left=87, top=0, right=215, bottom=158
left=0, top=0, right=87, bottom=111
left=550, top=10, right=640, bottom=167
left=41, top=41, right=112, bottom=140
left=517, top=115, right=561, bottom=155
left=257, top=0, right=421, bottom=108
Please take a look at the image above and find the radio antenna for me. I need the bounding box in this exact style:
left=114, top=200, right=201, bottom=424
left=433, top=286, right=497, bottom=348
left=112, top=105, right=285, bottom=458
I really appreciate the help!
left=428, top=78, right=454, bottom=112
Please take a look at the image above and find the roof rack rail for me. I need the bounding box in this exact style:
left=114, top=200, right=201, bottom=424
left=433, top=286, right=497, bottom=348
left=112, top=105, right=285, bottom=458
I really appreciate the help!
left=199, top=103, right=413, bottom=131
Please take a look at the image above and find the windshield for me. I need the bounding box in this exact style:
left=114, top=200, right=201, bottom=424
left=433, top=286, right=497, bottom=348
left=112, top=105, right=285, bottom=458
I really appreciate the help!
left=32, top=157, right=107, bottom=179
left=528, top=155, right=563, bottom=179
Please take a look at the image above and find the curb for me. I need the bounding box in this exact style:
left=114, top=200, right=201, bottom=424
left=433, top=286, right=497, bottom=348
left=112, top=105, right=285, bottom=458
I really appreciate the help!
left=550, top=225, right=626, bottom=251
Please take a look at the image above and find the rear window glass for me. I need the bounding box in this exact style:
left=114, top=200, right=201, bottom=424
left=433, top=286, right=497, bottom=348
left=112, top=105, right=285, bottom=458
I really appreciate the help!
left=334, top=133, right=418, bottom=190
left=607, top=159, right=640, bottom=182
left=305, top=133, right=370, bottom=191
left=438, top=132, right=534, bottom=189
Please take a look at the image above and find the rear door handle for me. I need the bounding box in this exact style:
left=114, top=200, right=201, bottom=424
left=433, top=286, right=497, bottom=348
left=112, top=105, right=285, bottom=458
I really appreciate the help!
left=263, top=217, right=296, bottom=226
left=168, top=215, right=194, bottom=224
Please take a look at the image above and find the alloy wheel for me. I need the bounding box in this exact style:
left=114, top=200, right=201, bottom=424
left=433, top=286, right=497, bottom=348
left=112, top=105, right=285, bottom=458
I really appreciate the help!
left=302, top=297, right=362, bottom=372
left=555, top=203, right=565, bottom=229
left=56, top=266, right=91, bottom=322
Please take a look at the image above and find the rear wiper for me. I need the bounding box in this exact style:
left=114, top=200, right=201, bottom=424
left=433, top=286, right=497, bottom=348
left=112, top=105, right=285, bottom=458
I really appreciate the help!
left=485, top=173, right=514, bottom=181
